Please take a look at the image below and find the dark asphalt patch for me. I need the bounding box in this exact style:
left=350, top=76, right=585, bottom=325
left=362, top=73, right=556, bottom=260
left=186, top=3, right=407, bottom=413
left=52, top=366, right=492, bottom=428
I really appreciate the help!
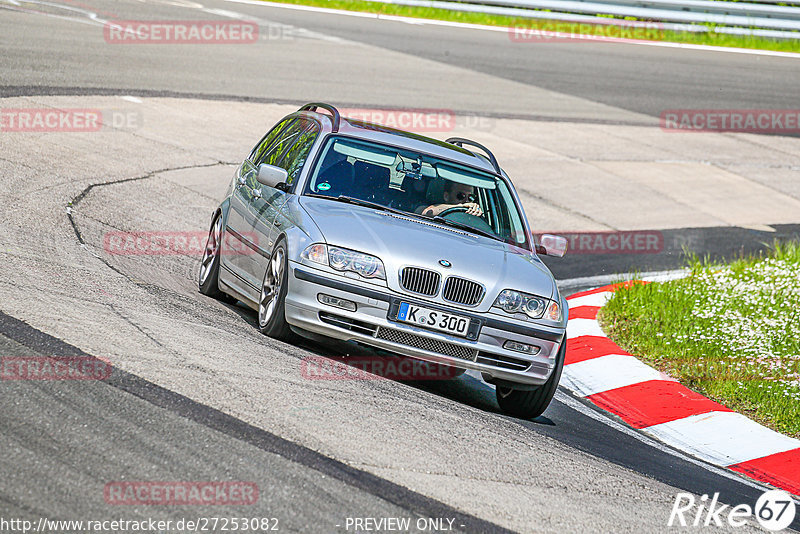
left=542, top=223, right=800, bottom=280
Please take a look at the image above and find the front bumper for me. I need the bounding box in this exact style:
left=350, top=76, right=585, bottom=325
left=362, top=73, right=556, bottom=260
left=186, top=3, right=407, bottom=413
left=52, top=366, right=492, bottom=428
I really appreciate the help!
left=284, top=264, right=565, bottom=386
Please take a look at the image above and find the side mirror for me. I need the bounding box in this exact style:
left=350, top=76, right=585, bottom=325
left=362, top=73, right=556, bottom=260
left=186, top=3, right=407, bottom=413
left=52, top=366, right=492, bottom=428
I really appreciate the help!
left=537, top=234, right=568, bottom=258
left=257, top=164, right=289, bottom=189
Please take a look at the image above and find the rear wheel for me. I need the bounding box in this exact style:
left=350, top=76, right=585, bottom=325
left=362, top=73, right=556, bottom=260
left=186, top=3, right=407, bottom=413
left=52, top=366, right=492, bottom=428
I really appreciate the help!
left=199, top=213, right=225, bottom=299
left=495, top=340, right=566, bottom=419
left=258, top=239, right=294, bottom=341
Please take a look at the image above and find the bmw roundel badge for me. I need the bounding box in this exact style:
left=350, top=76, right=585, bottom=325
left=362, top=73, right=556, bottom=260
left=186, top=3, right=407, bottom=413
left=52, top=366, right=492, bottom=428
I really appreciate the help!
left=439, top=259, right=452, bottom=268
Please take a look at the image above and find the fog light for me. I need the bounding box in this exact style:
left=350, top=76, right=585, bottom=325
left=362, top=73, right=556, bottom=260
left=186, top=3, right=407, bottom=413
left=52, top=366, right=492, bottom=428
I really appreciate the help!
left=503, top=340, right=540, bottom=355
left=318, top=293, right=356, bottom=312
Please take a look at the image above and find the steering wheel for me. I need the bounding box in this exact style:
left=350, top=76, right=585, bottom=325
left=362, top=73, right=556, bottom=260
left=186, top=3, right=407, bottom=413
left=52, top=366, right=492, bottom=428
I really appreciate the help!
left=438, top=205, right=471, bottom=218
left=437, top=206, right=495, bottom=234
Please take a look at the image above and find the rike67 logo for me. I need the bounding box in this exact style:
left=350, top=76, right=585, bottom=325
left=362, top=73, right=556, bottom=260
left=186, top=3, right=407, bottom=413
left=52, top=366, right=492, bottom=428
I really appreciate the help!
left=669, top=490, right=796, bottom=531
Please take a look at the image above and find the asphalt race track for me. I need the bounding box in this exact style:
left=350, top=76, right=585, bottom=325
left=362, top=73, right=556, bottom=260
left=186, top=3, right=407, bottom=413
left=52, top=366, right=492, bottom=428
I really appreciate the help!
left=1, top=1, right=799, bottom=532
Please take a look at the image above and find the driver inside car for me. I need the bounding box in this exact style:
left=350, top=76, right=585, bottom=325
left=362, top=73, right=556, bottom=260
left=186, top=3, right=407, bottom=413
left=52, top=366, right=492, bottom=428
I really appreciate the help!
left=418, top=180, right=483, bottom=218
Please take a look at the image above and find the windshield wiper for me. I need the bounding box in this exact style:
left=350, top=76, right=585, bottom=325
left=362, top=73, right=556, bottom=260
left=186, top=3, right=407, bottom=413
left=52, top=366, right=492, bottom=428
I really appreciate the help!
left=431, top=216, right=501, bottom=242
left=307, top=194, right=414, bottom=218
left=335, top=195, right=406, bottom=214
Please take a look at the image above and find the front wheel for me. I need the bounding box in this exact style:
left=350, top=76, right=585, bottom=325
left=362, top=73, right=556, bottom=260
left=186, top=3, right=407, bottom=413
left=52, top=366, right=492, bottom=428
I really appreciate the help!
left=199, top=213, right=225, bottom=298
left=258, top=238, right=294, bottom=341
left=495, top=340, right=566, bottom=419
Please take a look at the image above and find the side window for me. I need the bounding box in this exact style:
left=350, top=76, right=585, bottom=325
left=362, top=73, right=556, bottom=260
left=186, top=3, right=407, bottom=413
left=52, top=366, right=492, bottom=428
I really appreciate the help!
left=249, top=118, right=295, bottom=163
left=278, top=121, right=319, bottom=185
left=255, top=121, right=305, bottom=168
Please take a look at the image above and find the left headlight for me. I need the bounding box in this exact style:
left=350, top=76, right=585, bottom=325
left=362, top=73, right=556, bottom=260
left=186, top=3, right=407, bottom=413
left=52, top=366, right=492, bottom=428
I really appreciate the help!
left=493, top=289, right=560, bottom=321
left=301, top=244, right=386, bottom=280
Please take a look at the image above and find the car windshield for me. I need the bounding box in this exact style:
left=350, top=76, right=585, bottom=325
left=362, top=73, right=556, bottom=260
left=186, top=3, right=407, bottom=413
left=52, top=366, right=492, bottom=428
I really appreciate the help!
left=304, top=136, right=529, bottom=248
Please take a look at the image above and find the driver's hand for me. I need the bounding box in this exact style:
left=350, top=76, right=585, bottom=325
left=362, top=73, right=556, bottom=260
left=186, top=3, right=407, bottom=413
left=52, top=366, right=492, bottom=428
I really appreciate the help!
left=461, top=202, right=483, bottom=216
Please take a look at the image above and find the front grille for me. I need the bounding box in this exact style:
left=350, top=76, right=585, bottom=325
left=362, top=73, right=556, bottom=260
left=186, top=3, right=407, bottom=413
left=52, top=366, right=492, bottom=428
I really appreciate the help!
left=442, top=276, right=484, bottom=306
left=376, top=327, right=477, bottom=361
left=400, top=267, right=441, bottom=297
left=476, top=351, right=531, bottom=371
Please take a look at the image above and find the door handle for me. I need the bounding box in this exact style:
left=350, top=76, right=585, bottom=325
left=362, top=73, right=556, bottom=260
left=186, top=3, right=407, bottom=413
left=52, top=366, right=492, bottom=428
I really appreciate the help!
left=237, top=177, right=246, bottom=187
left=274, top=220, right=282, bottom=227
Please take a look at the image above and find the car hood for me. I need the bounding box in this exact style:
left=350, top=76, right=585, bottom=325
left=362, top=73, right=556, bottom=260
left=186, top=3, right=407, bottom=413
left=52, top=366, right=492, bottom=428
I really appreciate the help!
left=299, top=197, right=556, bottom=310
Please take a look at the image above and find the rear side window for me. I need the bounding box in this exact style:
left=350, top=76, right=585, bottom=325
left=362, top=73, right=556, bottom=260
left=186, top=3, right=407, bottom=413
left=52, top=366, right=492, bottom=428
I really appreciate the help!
left=249, top=117, right=295, bottom=163
left=253, top=119, right=319, bottom=186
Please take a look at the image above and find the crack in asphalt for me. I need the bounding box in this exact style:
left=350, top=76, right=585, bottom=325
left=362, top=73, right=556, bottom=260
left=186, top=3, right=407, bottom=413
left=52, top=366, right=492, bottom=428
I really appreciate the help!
left=108, top=303, right=168, bottom=350
left=63, top=161, right=244, bottom=364
left=66, top=162, right=224, bottom=254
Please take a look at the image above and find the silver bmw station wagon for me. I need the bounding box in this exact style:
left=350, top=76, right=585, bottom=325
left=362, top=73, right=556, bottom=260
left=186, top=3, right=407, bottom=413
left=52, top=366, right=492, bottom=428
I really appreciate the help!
left=199, top=103, right=569, bottom=418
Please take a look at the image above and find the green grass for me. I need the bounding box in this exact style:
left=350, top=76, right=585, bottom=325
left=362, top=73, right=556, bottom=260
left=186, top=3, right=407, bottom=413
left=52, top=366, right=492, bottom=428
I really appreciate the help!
left=599, top=242, right=800, bottom=438
left=260, top=0, right=800, bottom=52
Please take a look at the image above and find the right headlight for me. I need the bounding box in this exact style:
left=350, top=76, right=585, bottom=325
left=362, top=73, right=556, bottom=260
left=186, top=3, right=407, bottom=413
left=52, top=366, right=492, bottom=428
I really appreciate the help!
left=301, top=244, right=386, bottom=280
left=493, top=289, right=560, bottom=321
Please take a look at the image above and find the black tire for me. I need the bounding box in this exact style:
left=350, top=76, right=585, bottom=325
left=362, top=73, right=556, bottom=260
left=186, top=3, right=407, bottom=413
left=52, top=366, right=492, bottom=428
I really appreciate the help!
left=257, top=238, right=294, bottom=341
left=199, top=212, right=225, bottom=299
left=495, top=340, right=566, bottom=419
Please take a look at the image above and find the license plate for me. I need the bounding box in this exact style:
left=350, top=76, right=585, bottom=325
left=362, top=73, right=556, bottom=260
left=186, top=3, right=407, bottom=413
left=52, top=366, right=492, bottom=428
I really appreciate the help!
left=396, top=302, right=470, bottom=337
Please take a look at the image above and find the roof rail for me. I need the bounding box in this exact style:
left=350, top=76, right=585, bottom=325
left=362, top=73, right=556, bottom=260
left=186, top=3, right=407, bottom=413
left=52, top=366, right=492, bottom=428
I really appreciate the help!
left=299, top=103, right=341, bottom=132
left=445, top=137, right=501, bottom=174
